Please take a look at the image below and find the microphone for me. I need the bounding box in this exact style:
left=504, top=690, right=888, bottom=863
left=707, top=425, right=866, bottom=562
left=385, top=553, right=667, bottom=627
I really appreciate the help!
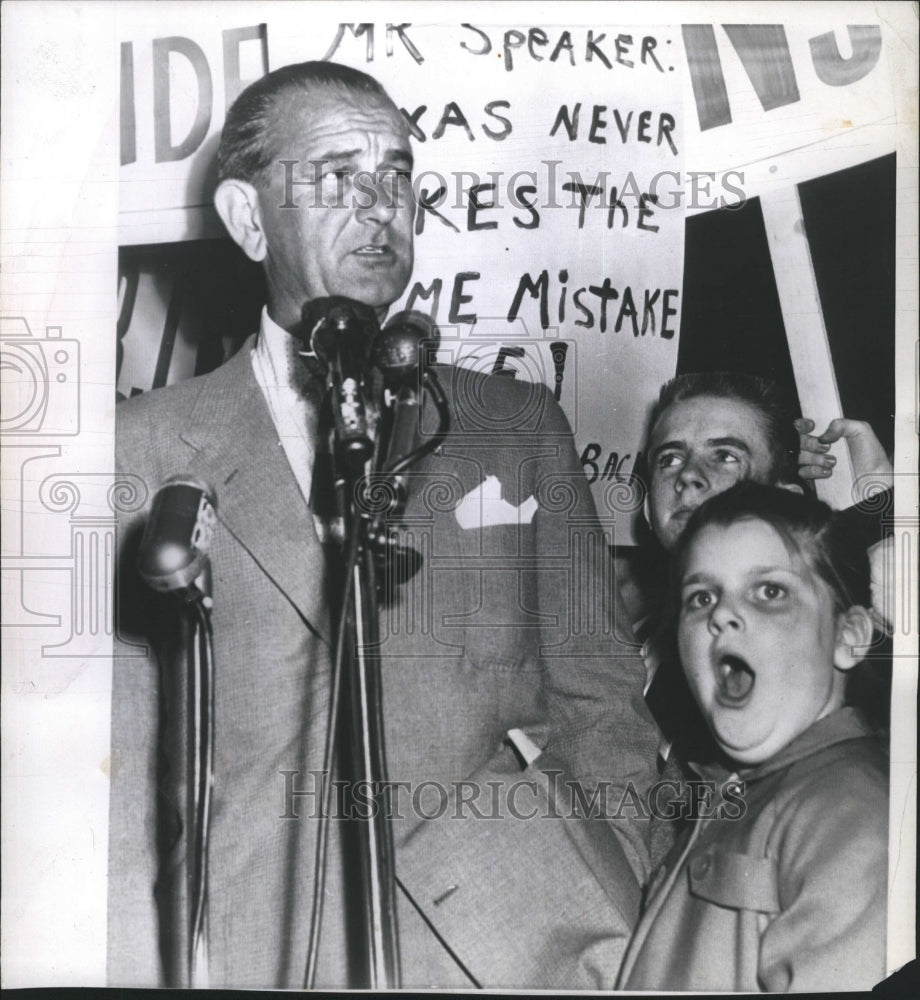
left=372, top=311, right=440, bottom=473
left=365, top=313, right=442, bottom=590
left=299, top=297, right=380, bottom=464
left=138, top=475, right=217, bottom=601
left=372, top=310, right=439, bottom=389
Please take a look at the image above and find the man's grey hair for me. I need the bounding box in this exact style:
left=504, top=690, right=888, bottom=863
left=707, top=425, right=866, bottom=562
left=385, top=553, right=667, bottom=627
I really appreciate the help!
left=217, top=60, right=393, bottom=187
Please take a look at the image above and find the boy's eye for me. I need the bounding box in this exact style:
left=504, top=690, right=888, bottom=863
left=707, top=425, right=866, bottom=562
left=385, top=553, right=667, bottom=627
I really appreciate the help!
left=713, top=449, right=740, bottom=464
left=754, top=582, right=786, bottom=601
left=657, top=452, right=683, bottom=470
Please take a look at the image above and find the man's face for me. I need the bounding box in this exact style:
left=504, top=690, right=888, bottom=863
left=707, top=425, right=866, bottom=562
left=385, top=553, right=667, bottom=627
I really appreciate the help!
left=647, top=395, right=776, bottom=552
left=677, top=518, right=847, bottom=766
left=257, top=86, right=415, bottom=329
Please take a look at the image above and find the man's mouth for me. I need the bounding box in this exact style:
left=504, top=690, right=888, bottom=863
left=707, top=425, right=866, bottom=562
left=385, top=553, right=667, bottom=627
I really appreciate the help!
left=715, top=653, right=755, bottom=705
left=353, top=244, right=391, bottom=257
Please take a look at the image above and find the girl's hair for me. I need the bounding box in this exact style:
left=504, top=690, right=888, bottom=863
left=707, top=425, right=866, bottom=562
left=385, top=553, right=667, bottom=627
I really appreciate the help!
left=670, top=482, right=889, bottom=731
left=671, top=482, right=871, bottom=611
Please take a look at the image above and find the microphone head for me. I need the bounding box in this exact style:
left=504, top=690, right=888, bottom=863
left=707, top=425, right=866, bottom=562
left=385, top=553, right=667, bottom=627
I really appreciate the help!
left=138, top=475, right=217, bottom=594
left=298, top=296, right=380, bottom=371
left=372, top=311, right=440, bottom=386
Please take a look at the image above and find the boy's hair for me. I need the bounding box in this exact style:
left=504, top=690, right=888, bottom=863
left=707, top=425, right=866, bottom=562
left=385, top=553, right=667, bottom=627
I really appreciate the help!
left=646, top=371, right=801, bottom=487
left=670, top=482, right=888, bottom=728
left=217, top=60, right=392, bottom=188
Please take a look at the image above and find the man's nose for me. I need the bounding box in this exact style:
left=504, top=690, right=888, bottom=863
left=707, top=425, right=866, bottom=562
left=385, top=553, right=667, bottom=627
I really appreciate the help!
left=355, top=172, right=399, bottom=225
left=708, top=596, right=743, bottom=636
left=676, top=456, right=708, bottom=493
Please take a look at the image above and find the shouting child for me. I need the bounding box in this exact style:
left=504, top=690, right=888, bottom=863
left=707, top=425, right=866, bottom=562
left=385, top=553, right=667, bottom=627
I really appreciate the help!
left=617, top=482, right=888, bottom=992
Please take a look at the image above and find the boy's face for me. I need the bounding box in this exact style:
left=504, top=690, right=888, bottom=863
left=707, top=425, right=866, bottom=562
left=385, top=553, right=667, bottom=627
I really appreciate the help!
left=646, top=396, right=777, bottom=553
left=677, top=518, right=851, bottom=766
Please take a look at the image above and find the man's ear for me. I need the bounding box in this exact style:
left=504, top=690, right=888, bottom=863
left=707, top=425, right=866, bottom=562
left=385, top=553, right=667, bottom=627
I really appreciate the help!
left=214, top=179, right=266, bottom=263
left=833, top=605, right=874, bottom=670
left=643, top=493, right=653, bottom=533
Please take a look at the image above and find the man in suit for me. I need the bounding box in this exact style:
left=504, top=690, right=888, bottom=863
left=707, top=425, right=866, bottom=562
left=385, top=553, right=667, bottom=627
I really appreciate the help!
left=109, top=61, right=660, bottom=988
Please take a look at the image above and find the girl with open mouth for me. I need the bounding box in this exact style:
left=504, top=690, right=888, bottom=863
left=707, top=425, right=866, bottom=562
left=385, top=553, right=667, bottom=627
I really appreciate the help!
left=617, top=482, right=889, bottom=993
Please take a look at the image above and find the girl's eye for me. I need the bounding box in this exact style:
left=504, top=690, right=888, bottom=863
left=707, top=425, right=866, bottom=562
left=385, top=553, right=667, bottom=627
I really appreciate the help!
left=755, top=582, right=786, bottom=601
left=684, top=589, right=714, bottom=610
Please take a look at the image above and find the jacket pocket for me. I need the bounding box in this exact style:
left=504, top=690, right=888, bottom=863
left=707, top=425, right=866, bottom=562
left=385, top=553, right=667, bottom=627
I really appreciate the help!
left=687, top=847, right=780, bottom=913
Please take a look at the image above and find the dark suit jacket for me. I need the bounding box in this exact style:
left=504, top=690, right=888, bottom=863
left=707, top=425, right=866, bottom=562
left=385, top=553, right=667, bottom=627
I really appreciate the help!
left=108, top=336, right=660, bottom=987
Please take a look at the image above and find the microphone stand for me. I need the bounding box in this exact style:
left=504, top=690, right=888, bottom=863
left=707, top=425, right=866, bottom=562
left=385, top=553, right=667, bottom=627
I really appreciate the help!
left=300, top=302, right=399, bottom=989
left=339, top=445, right=401, bottom=990
left=157, top=588, right=215, bottom=989
left=138, top=479, right=216, bottom=988
left=180, top=590, right=215, bottom=988
left=300, top=303, right=449, bottom=990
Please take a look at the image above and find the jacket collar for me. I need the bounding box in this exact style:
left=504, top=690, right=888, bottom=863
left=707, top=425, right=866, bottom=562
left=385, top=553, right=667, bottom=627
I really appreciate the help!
left=179, top=337, right=331, bottom=642
left=691, top=706, right=876, bottom=784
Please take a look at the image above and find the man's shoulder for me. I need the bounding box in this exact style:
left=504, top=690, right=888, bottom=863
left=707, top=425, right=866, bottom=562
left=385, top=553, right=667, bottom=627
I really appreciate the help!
left=118, top=373, right=201, bottom=427
left=435, top=362, right=553, bottom=404
left=118, top=341, right=253, bottom=433
left=116, top=340, right=255, bottom=478
left=433, top=363, right=568, bottom=436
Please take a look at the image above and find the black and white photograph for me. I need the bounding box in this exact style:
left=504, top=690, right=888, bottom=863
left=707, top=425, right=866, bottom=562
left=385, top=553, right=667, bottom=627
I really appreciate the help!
left=1, top=1, right=917, bottom=993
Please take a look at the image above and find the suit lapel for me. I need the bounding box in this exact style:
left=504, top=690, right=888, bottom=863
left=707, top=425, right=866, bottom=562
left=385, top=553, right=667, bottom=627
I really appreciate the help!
left=180, top=342, right=331, bottom=642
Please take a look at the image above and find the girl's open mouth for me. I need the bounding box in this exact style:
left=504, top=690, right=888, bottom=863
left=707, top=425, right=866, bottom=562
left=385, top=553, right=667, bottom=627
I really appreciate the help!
left=716, top=653, right=755, bottom=705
